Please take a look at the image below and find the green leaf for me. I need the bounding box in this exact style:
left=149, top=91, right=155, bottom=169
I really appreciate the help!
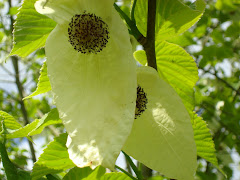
left=10, top=0, right=56, bottom=57
left=6, top=108, right=61, bottom=139
left=0, top=111, right=22, bottom=134
left=31, top=133, right=75, bottom=179
left=134, top=40, right=199, bottom=113
left=215, top=0, right=238, bottom=12
left=134, top=43, right=222, bottom=176
left=9, top=7, right=19, bottom=15
left=192, top=113, right=225, bottom=176
left=31, top=164, right=61, bottom=180
left=24, top=61, right=51, bottom=99
left=156, top=41, right=198, bottom=112
left=18, top=170, right=32, bottom=180
left=62, top=167, right=93, bottom=180
left=0, top=142, right=18, bottom=180
left=192, top=113, right=217, bottom=165
left=133, top=50, right=147, bottom=65
left=100, top=173, right=132, bottom=180
left=134, top=0, right=205, bottom=40
left=0, top=31, right=4, bottom=42
left=148, top=177, right=165, bottom=180
left=29, top=108, right=61, bottom=136
left=6, top=119, right=39, bottom=139
left=63, top=166, right=105, bottom=180
left=167, top=31, right=196, bottom=47
left=62, top=166, right=130, bottom=180
left=46, top=174, right=60, bottom=180
left=113, top=3, right=142, bottom=40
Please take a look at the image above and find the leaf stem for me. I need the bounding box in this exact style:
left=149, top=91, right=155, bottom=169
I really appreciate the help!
left=143, top=0, right=157, bottom=71
left=114, top=3, right=142, bottom=41
left=122, top=151, right=143, bottom=180
left=131, top=0, right=137, bottom=23
left=0, top=141, right=18, bottom=179
left=115, top=165, right=138, bottom=180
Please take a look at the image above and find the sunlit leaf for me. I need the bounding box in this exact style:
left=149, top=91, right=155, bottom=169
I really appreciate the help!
left=63, top=166, right=105, bottom=180
left=31, top=164, right=61, bottom=180
left=100, top=172, right=132, bottom=180
left=31, top=133, right=75, bottom=179
left=134, top=0, right=205, bottom=40
left=6, top=119, right=39, bottom=139
left=10, top=0, right=56, bottom=57
left=192, top=113, right=225, bottom=176
left=6, top=108, right=61, bottom=139
left=24, top=61, right=51, bottom=100
left=29, top=108, right=61, bottom=136
left=134, top=40, right=198, bottom=113
left=0, top=111, right=22, bottom=134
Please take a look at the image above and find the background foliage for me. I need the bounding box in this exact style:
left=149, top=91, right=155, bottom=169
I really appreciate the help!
left=0, top=0, right=239, bottom=179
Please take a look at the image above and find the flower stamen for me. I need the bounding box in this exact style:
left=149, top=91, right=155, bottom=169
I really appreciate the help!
left=68, top=12, right=110, bottom=54
left=135, top=85, right=148, bottom=118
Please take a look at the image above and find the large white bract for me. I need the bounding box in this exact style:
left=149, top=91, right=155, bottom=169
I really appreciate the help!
left=35, top=0, right=137, bottom=170
left=123, top=66, right=197, bottom=180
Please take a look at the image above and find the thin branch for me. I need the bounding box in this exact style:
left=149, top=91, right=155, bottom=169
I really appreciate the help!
left=11, top=56, right=37, bottom=162
left=0, top=64, right=15, bottom=77
left=131, top=0, right=137, bottom=23
left=0, top=79, right=15, bottom=83
left=8, top=0, right=37, bottom=163
left=114, top=3, right=143, bottom=41
left=202, top=68, right=240, bottom=96
left=202, top=104, right=239, bottom=139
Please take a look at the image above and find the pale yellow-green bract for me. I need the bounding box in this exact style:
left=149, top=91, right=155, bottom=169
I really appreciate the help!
left=35, top=0, right=137, bottom=170
left=123, top=66, right=197, bottom=180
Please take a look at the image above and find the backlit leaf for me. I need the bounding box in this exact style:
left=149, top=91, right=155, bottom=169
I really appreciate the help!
left=134, top=0, right=205, bottom=40
left=6, top=108, right=61, bottom=139
left=10, top=0, right=56, bottom=57
left=24, top=61, right=51, bottom=100
left=31, top=133, right=75, bottom=179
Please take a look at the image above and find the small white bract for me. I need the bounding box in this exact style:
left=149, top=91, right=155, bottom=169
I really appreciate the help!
left=35, top=0, right=137, bottom=170
left=123, top=66, right=197, bottom=180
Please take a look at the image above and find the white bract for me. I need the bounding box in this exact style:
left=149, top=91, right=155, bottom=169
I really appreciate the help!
left=123, top=66, right=197, bottom=180
left=35, top=0, right=137, bottom=170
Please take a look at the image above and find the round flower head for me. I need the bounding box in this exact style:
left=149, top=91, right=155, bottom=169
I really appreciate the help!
left=35, top=0, right=137, bottom=170
left=123, top=66, right=197, bottom=180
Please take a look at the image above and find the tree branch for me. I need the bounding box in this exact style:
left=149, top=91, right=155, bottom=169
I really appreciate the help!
left=8, top=0, right=37, bottom=163
left=11, top=56, right=37, bottom=162
left=140, top=0, right=157, bottom=178
left=0, top=64, right=15, bottom=77
left=202, top=68, right=240, bottom=96
left=142, top=0, right=157, bottom=71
